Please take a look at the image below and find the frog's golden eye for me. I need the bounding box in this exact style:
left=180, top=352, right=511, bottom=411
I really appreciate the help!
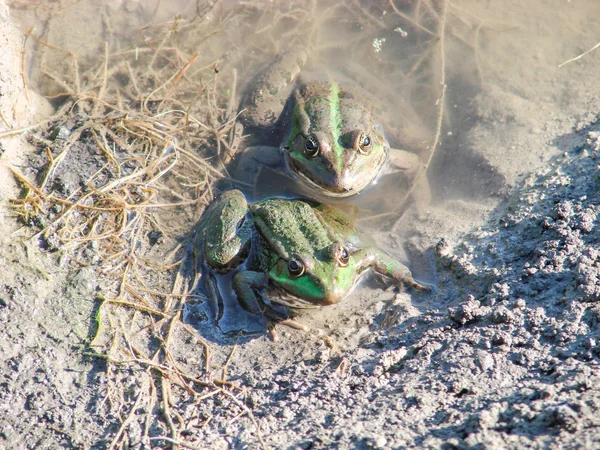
left=304, top=136, right=320, bottom=158
left=236, top=216, right=246, bottom=231
left=288, top=254, right=306, bottom=278
left=338, top=247, right=350, bottom=267
left=358, top=133, right=371, bottom=155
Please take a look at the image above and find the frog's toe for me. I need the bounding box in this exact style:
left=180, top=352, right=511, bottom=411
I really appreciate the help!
left=279, top=318, right=310, bottom=331
left=267, top=318, right=310, bottom=342
left=404, top=275, right=433, bottom=292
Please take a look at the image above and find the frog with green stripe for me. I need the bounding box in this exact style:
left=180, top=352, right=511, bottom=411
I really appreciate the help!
left=195, top=190, right=428, bottom=330
left=237, top=50, right=430, bottom=202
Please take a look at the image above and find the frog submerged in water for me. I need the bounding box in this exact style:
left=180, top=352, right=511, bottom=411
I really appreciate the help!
left=234, top=50, right=430, bottom=204
left=195, top=190, right=429, bottom=334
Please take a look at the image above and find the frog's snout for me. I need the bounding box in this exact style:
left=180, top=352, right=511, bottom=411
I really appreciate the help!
left=308, top=160, right=350, bottom=190
left=316, top=288, right=345, bottom=306
left=285, top=152, right=367, bottom=198
left=322, top=172, right=358, bottom=194
left=317, top=174, right=360, bottom=197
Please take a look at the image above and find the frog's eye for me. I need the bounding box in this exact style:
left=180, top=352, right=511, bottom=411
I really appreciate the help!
left=236, top=216, right=246, bottom=231
left=358, top=133, right=371, bottom=155
left=338, top=247, right=350, bottom=267
left=304, top=136, right=320, bottom=158
left=288, top=255, right=306, bottom=278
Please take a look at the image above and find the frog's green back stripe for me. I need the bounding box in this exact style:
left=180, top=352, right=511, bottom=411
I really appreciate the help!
left=329, top=82, right=344, bottom=173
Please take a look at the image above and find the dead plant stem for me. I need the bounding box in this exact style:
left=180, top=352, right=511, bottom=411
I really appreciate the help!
left=392, top=0, right=447, bottom=232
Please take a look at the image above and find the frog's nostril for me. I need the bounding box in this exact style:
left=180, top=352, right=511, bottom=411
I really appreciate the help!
left=325, top=179, right=353, bottom=193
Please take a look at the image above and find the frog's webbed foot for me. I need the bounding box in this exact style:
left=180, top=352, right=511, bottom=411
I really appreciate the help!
left=386, top=148, right=431, bottom=209
left=201, top=270, right=225, bottom=322
left=193, top=245, right=228, bottom=325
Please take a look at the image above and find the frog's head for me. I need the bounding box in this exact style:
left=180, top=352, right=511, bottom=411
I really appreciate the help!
left=200, top=189, right=251, bottom=273
left=267, top=241, right=359, bottom=306
left=283, top=83, right=389, bottom=198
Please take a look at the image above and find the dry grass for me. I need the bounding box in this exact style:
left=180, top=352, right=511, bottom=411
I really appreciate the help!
left=5, top=2, right=268, bottom=447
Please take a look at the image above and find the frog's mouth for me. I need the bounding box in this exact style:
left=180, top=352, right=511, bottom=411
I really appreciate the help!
left=266, top=278, right=359, bottom=309
left=266, top=285, right=324, bottom=309
left=284, top=152, right=387, bottom=199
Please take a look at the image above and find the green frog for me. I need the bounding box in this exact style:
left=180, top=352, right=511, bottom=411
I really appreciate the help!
left=195, top=190, right=429, bottom=332
left=235, top=50, right=430, bottom=203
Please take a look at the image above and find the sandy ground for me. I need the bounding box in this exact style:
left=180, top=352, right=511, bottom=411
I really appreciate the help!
left=2, top=0, right=600, bottom=449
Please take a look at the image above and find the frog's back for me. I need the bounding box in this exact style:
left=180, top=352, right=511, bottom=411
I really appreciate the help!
left=250, top=199, right=335, bottom=257
left=296, top=78, right=378, bottom=115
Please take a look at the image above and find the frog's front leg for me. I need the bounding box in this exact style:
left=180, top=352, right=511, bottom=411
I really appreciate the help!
left=352, top=247, right=431, bottom=292
left=386, top=149, right=431, bottom=208
left=231, top=270, right=267, bottom=315
left=232, top=145, right=283, bottom=189
left=232, top=270, right=289, bottom=321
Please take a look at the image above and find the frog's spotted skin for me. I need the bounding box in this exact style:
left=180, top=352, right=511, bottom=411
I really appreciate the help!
left=196, top=190, right=429, bottom=329
left=195, top=189, right=251, bottom=273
